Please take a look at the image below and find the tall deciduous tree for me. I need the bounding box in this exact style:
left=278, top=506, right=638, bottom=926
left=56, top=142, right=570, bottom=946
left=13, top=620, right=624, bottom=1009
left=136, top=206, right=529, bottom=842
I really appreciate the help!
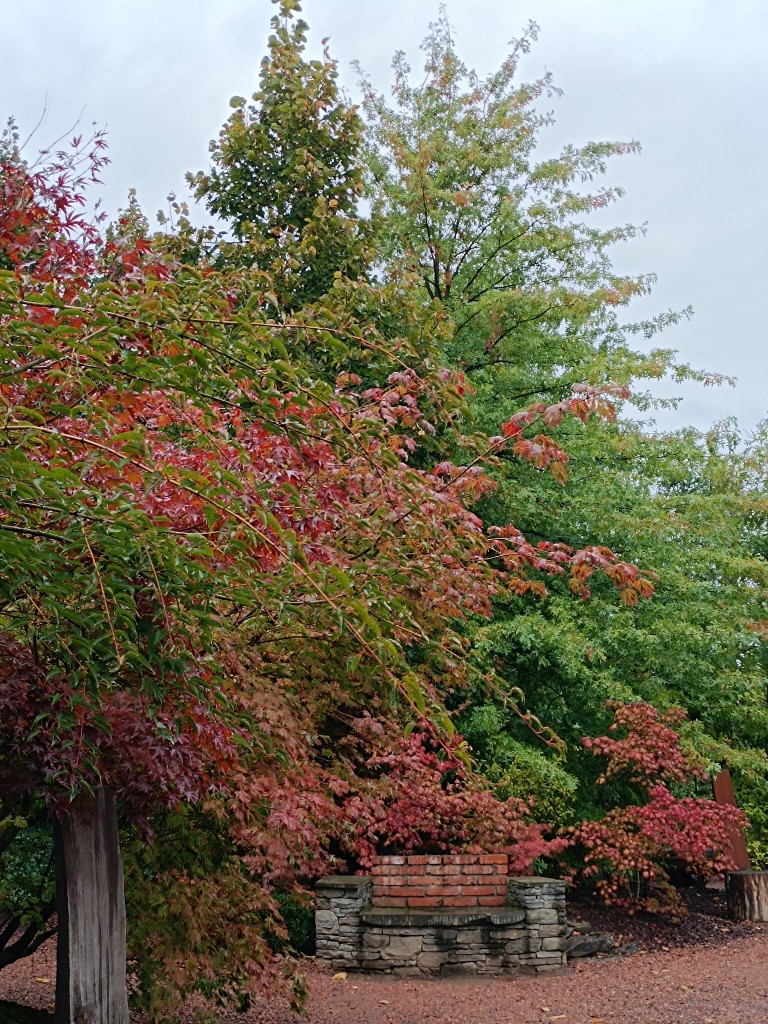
left=354, top=10, right=768, bottom=804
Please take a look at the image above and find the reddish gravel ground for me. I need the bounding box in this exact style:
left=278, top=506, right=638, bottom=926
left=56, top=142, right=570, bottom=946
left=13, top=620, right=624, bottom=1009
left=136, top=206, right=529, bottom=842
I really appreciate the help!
left=1, top=889, right=766, bottom=1024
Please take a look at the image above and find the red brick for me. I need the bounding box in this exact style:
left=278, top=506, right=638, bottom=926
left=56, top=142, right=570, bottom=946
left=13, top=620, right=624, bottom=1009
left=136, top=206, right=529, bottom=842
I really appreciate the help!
left=405, top=896, right=441, bottom=908
left=461, top=884, right=500, bottom=897
left=395, top=886, right=426, bottom=898
left=376, top=855, right=405, bottom=865
left=377, top=865, right=409, bottom=878
left=460, top=864, right=494, bottom=875
left=479, top=854, right=507, bottom=865
left=478, top=895, right=507, bottom=906
left=444, top=896, right=479, bottom=907
left=402, top=874, right=425, bottom=886
left=406, top=855, right=430, bottom=865
left=426, top=863, right=461, bottom=876
left=424, top=884, right=462, bottom=896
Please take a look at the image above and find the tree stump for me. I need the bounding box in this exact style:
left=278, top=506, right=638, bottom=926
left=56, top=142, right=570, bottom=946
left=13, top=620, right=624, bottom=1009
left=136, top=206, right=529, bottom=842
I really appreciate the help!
left=726, top=870, right=768, bottom=922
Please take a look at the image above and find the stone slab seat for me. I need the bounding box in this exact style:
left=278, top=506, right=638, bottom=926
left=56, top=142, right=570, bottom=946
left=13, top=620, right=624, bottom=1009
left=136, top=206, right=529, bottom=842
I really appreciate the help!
left=361, top=907, right=526, bottom=928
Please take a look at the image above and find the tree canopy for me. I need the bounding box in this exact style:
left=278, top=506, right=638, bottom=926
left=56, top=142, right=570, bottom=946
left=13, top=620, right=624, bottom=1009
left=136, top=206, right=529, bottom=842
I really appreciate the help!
left=1, top=2, right=766, bottom=1019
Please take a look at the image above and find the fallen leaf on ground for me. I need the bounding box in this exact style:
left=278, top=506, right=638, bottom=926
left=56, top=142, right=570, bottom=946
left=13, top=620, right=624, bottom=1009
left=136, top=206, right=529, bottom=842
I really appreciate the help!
left=332, top=971, right=347, bottom=980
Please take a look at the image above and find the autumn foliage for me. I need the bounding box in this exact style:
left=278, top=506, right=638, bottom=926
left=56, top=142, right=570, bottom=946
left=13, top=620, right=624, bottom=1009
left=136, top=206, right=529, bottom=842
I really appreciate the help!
left=564, top=703, right=747, bottom=911
left=0, top=111, right=662, bottom=1011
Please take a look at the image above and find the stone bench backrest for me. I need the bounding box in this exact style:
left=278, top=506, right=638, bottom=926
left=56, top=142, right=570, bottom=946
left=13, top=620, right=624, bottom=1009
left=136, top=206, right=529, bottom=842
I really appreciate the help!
left=371, top=854, right=508, bottom=909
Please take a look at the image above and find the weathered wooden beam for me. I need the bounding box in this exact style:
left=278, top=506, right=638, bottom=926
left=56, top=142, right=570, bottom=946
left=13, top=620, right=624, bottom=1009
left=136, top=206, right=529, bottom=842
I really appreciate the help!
left=53, top=788, right=129, bottom=1024
left=712, top=769, right=751, bottom=871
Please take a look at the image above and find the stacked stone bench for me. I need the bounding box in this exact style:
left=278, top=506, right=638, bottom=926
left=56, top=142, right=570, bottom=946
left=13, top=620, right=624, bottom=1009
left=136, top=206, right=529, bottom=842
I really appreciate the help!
left=315, top=854, right=567, bottom=976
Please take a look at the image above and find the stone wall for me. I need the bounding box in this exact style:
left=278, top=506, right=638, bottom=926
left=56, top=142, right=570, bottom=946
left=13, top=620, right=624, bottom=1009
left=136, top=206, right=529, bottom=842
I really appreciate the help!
left=315, top=875, right=372, bottom=972
left=315, top=861, right=567, bottom=976
left=507, top=876, right=567, bottom=971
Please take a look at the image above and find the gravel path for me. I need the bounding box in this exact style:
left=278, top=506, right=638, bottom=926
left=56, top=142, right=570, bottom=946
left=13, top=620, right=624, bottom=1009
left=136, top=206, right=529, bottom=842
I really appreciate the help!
left=1, top=895, right=766, bottom=1024
left=298, top=933, right=767, bottom=1024
left=1, top=930, right=766, bottom=1024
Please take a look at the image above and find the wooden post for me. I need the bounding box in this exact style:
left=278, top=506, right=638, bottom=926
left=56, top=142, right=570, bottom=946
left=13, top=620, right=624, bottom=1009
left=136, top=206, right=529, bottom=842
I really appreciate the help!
left=726, top=870, right=768, bottom=922
left=54, top=788, right=129, bottom=1024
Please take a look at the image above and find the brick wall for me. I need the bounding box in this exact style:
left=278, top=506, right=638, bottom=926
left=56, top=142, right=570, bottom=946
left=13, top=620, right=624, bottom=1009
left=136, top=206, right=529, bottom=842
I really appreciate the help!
left=371, top=854, right=508, bottom=908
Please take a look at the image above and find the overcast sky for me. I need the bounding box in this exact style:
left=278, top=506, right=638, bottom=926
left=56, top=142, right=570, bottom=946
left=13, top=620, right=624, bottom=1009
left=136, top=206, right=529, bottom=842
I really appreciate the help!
left=3, top=0, right=766, bottom=434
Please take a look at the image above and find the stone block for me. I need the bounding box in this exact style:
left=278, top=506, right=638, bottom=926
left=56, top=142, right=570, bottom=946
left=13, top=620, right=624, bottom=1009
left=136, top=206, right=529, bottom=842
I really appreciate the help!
left=380, top=936, right=423, bottom=961
left=317, top=875, right=370, bottom=889
left=440, top=962, right=478, bottom=975
left=489, top=928, right=525, bottom=940
left=313, top=913, right=337, bottom=937
left=479, top=950, right=507, bottom=966
left=503, top=939, right=525, bottom=954
left=361, top=960, right=390, bottom=971
left=538, top=924, right=565, bottom=938
left=416, top=951, right=446, bottom=969
left=525, top=909, right=560, bottom=924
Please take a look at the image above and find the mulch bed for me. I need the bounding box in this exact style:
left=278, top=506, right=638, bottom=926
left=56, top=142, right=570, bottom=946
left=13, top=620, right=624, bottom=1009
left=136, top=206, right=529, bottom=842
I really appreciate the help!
left=565, top=882, right=755, bottom=953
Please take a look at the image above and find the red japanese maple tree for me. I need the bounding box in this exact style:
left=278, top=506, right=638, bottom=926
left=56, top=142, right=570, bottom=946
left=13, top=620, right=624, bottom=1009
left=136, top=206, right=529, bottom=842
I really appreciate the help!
left=565, top=702, right=747, bottom=911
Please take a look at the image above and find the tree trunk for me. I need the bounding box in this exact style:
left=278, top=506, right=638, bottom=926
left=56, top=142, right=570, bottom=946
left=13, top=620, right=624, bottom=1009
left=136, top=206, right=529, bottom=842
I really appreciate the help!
left=726, top=870, right=768, bottom=922
left=53, top=788, right=129, bottom=1024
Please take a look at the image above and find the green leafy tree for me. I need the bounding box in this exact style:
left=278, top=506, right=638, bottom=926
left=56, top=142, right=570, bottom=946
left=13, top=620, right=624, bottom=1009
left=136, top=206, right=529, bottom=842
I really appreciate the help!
left=469, top=419, right=768, bottom=803
left=358, top=10, right=768, bottom=824
left=190, top=0, right=370, bottom=311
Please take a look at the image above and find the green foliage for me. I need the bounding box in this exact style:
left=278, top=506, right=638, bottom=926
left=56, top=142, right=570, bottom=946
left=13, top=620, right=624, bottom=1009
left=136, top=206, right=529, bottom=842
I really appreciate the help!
left=472, top=419, right=768, bottom=760
left=358, top=10, right=703, bottom=394
left=360, top=11, right=768, bottom=817
left=738, top=777, right=768, bottom=870
left=460, top=704, right=577, bottom=826
left=123, top=809, right=305, bottom=1018
left=0, top=824, right=54, bottom=927
left=190, top=0, right=370, bottom=310
left=272, top=892, right=315, bottom=955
